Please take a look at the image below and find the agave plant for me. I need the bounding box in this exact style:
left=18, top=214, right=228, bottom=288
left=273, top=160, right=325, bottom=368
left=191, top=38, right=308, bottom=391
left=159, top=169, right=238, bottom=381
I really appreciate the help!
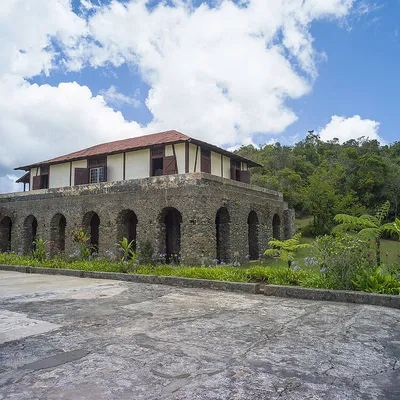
left=264, top=233, right=312, bottom=268
left=333, top=201, right=390, bottom=265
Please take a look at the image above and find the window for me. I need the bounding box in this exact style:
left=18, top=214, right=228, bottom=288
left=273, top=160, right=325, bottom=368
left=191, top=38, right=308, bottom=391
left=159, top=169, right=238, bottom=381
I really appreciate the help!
left=90, top=167, right=105, bottom=183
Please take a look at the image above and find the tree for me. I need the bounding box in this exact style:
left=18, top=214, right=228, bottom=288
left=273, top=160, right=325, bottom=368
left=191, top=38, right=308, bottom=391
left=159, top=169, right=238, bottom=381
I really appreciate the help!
left=333, top=201, right=391, bottom=265
left=264, top=233, right=312, bottom=268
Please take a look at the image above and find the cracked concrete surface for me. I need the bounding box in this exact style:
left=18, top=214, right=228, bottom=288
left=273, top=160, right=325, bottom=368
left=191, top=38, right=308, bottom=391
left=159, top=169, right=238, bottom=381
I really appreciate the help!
left=0, top=270, right=399, bottom=399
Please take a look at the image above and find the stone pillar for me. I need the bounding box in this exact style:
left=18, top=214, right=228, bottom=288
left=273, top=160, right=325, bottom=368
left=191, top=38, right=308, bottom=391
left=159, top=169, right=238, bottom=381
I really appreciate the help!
left=284, top=208, right=296, bottom=239
left=181, top=208, right=215, bottom=265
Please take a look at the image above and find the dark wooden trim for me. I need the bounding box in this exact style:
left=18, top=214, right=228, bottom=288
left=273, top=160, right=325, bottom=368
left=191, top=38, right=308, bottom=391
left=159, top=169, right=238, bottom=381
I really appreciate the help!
left=172, top=144, right=178, bottom=174
left=185, top=142, right=189, bottom=173
left=123, top=153, right=126, bottom=180
left=69, top=162, right=72, bottom=186
left=221, top=154, right=223, bottom=177
left=150, top=145, right=165, bottom=177
left=194, top=145, right=199, bottom=172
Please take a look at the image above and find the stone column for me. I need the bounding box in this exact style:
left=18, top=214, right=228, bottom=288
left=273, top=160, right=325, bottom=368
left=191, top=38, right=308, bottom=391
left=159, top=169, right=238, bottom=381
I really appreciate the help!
left=284, top=208, right=296, bottom=239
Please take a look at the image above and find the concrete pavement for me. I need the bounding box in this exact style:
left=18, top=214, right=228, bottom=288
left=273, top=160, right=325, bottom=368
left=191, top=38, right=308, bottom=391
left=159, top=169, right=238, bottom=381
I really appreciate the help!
left=0, top=270, right=399, bottom=399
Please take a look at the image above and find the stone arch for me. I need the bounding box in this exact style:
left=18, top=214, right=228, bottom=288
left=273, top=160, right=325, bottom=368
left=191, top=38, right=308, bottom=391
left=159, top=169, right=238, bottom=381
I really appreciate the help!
left=216, top=207, right=230, bottom=263
left=116, top=209, right=138, bottom=251
left=23, top=215, right=38, bottom=253
left=248, top=211, right=259, bottom=260
left=158, top=207, right=182, bottom=263
left=272, top=213, right=281, bottom=240
left=50, top=213, right=66, bottom=256
left=0, top=216, right=12, bottom=252
left=82, top=212, right=100, bottom=252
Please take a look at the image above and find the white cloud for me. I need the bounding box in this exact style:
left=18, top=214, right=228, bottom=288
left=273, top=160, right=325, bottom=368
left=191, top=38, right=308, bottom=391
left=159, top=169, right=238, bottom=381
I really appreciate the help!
left=0, top=175, right=21, bottom=194
left=0, top=0, right=86, bottom=78
left=0, top=76, right=142, bottom=169
left=65, top=0, right=355, bottom=146
left=319, top=115, right=382, bottom=143
left=0, top=0, right=359, bottom=192
left=99, top=86, right=141, bottom=108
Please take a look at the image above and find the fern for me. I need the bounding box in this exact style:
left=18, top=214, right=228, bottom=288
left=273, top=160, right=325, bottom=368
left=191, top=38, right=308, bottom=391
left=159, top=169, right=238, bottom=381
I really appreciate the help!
left=264, top=233, right=312, bottom=267
left=333, top=201, right=391, bottom=266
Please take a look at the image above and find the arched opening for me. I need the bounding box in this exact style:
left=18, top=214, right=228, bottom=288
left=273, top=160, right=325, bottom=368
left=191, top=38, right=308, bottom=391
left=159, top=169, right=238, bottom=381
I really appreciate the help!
left=116, top=210, right=138, bottom=251
left=83, top=212, right=100, bottom=253
left=23, top=215, right=38, bottom=253
left=0, top=217, right=12, bottom=252
left=50, top=213, right=66, bottom=256
left=248, top=211, right=259, bottom=260
left=272, top=214, right=281, bottom=240
left=216, top=207, right=230, bottom=263
left=159, top=207, right=182, bottom=263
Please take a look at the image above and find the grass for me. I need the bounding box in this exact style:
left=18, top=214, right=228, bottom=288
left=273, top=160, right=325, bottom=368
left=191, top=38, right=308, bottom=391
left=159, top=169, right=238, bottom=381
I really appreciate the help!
left=0, top=217, right=399, bottom=295
left=0, top=252, right=324, bottom=287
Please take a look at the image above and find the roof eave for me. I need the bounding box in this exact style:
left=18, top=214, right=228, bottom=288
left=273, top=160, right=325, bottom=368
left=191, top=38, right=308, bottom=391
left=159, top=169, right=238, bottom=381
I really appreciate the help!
left=189, top=139, right=262, bottom=168
left=14, top=139, right=191, bottom=171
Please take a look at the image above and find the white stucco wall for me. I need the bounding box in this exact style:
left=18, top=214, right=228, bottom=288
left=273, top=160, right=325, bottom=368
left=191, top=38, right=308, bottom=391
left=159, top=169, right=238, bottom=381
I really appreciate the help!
left=174, top=143, right=185, bottom=174
left=49, top=163, right=70, bottom=188
left=189, top=144, right=201, bottom=173
left=126, top=149, right=150, bottom=179
left=223, top=156, right=231, bottom=178
left=165, top=145, right=173, bottom=157
left=72, top=160, right=88, bottom=186
left=211, top=151, right=222, bottom=177
left=107, top=154, right=124, bottom=182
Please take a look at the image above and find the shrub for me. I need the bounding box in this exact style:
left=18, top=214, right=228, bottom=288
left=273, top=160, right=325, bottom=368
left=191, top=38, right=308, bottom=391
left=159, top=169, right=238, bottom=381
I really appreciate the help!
left=352, top=268, right=400, bottom=295
left=69, top=229, right=92, bottom=261
left=32, top=238, right=48, bottom=262
left=314, top=234, right=372, bottom=290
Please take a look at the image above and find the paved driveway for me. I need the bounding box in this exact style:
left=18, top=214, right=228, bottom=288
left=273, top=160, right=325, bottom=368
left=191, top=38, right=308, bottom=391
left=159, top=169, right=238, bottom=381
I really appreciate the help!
left=0, top=270, right=399, bottom=399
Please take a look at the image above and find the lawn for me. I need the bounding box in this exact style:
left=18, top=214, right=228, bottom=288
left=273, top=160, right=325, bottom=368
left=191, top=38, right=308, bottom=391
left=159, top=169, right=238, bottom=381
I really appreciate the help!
left=259, top=217, right=400, bottom=269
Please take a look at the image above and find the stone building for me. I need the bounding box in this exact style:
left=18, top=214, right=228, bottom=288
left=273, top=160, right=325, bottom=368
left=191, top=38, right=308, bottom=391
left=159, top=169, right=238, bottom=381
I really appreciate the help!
left=0, top=130, right=295, bottom=263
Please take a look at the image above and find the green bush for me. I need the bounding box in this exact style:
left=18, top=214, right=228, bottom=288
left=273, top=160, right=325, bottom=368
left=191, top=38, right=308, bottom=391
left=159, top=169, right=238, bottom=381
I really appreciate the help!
left=352, top=268, right=400, bottom=295
left=314, top=234, right=372, bottom=290
left=32, top=237, right=48, bottom=262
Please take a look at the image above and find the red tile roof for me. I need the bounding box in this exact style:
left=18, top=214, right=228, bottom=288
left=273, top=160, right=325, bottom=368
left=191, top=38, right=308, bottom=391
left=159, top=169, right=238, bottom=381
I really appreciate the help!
left=15, top=130, right=260, bottom=170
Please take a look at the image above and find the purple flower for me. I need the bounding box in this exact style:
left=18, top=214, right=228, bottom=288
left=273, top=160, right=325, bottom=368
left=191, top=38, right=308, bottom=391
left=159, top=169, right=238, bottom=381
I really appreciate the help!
left=320, top=267, right=326, bottom=274
left=245, top=255, right=251, bottom=260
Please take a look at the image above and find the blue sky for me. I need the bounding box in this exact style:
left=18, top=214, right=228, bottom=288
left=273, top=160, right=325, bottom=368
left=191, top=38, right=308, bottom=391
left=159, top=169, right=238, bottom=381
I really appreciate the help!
left=286, top=1, right=400, bottom=144
left=1, top=0, right=399, bottom=192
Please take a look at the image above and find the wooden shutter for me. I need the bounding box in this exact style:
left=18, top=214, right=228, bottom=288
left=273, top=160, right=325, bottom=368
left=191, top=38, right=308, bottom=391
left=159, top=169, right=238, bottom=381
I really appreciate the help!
left=239, top=170, right=250, bottom=184
left=163, top=156, right=177, bottom=175
left=230, top=166, right=236, bottom=180
left=32, top=176, right=42, bottom=190
left=74, top=168, right=89, bottom=185
left=201, top=150, right=211, bottom=174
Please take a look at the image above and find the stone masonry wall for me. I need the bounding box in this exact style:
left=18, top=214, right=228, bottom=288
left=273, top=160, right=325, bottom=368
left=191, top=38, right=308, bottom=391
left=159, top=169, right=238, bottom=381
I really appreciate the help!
left=0, top=173, right=294, bottom=264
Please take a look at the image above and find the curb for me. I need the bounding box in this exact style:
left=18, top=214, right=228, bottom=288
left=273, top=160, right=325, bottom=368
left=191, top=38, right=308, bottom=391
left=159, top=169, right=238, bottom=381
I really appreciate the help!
left=262, top=284, right=400, bottom=309
left=0, top=264, right=399, bottom=309
left=0, top=264, right=260, bottom=294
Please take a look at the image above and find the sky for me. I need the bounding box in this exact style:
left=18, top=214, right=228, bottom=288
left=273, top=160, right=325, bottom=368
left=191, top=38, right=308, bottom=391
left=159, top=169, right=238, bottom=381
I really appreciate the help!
left=1, top=0, right=399, bottom=193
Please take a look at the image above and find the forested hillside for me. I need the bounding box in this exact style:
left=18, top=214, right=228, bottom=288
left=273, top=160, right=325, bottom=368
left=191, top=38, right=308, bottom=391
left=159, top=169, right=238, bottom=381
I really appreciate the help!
left=236, top=132, right=400, bottom=236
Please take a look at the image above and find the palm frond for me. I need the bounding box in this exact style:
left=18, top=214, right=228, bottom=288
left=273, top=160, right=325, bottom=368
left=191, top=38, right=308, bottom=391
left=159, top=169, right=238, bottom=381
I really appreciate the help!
left=334, top=214, right=362, bottom=225
left=332, top=223, right=360, bottom=234
left=375, top=200, right=390, bottom=224
left=357, top=227, right=381, bottom=240
left=382, top=218, right=400, bottom=239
